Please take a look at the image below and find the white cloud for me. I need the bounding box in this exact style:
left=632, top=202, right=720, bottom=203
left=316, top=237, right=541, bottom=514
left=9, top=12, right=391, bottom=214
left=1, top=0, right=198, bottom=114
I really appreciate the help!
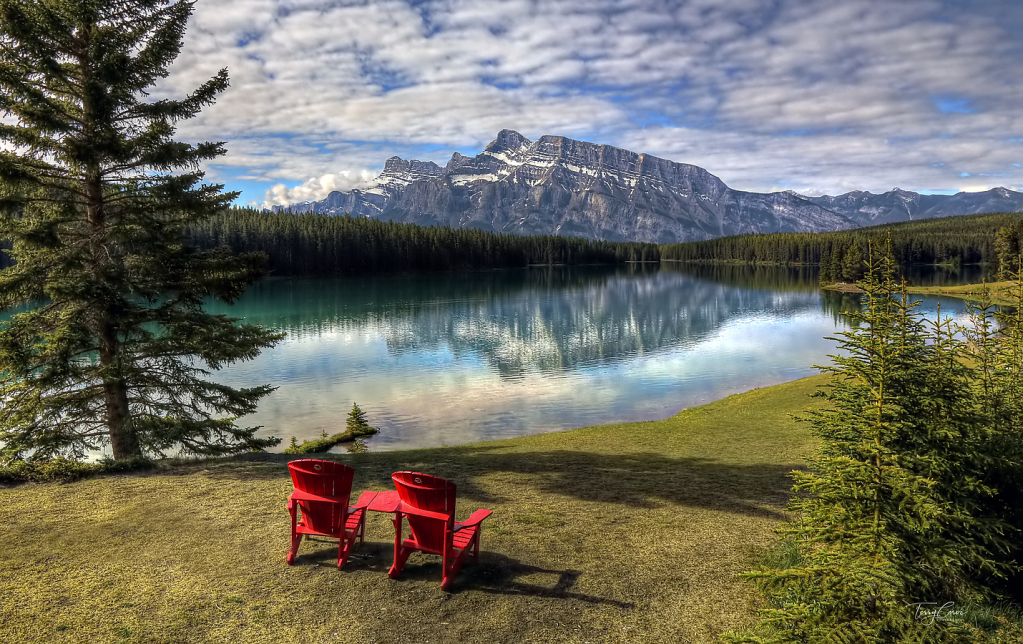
left=146, top=0, right=1023, bottom=205
left=260, top=169, right=379, bottom=209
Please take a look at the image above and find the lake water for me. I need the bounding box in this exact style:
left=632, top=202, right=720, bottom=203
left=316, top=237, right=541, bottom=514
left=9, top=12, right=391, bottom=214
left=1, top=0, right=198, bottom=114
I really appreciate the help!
left=204, top=263, right=982, bottom=452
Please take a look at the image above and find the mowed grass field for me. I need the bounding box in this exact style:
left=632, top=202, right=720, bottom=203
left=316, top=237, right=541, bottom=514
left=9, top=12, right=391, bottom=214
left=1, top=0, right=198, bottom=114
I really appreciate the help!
left=0, top=375, right=829, bottom=644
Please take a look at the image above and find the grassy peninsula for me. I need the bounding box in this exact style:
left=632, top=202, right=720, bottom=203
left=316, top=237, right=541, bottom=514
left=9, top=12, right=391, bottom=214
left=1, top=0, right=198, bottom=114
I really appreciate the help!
left=0, top=376, right=828, bottom=644
left=823, top=280, right=1021, bottom=307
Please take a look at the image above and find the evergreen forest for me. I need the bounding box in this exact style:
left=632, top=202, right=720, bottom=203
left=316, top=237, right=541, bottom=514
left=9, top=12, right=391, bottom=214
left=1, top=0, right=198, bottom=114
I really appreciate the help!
left=660, top=211, right=1023, bottom=284
left=174, top=206, right=661, bottom=276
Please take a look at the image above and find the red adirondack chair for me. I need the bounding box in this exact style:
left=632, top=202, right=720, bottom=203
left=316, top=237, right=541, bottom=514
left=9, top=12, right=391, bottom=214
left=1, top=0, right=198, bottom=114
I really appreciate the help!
left=388, top=471, right=492, bottom=591
left=286, top=459, right=375, bottom=568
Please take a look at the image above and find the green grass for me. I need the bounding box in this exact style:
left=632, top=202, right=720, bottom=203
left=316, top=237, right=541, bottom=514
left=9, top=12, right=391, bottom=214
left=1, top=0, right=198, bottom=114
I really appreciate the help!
left=282, top=425, right=379, bottom=454
left=0, top=376, right=831, bottom=643
left=825, top=280, right=1020, bottom=307
left=904, top=281, right=1019, bottom=307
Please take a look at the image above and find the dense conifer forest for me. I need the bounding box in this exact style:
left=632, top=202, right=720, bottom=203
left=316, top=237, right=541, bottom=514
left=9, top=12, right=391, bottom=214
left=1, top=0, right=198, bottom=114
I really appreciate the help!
left=176, top=207, right=660, bottom=276
left=6, top=208, right=1020, bottom=282
left=660, top=211, right=1023, bottom=284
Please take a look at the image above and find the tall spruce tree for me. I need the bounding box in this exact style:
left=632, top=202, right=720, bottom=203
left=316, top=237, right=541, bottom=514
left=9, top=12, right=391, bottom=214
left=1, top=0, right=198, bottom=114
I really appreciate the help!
left=994, top=223, right=1023, bottom=281
left=0, top=0, right=283, bottom=461
left=964, top=264, right=1023, bottom=600
left=735, top=239, right=1011, bottom=643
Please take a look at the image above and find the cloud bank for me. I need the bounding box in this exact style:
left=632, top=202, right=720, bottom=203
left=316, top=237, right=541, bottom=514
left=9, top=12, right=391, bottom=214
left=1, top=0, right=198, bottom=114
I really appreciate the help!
left=155, top=0, right=1023, bottom=207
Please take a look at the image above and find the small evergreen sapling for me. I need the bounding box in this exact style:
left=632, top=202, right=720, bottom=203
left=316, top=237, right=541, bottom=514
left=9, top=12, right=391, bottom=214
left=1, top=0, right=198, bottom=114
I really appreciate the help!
left=345, top=402, right=371, bottom=434
left=343, top=403, right=374, bottom=453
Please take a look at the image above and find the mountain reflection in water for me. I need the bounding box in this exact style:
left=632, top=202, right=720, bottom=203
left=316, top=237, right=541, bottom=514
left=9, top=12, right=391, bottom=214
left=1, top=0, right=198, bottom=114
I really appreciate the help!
left=205, top=264, right=973, bottom=451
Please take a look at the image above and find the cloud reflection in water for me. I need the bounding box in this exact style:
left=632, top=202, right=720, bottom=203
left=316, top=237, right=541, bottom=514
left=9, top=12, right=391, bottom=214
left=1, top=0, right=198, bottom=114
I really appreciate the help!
left=207, top=266, right=965, bottom=451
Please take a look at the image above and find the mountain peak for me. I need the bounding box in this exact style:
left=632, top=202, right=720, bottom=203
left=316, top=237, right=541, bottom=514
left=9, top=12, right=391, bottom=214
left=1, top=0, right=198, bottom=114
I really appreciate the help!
left=445, top=151, right=471, bottom=170
left=485, top=129, right=531, bottom=154
left=377, top=157, right=444, bottom=187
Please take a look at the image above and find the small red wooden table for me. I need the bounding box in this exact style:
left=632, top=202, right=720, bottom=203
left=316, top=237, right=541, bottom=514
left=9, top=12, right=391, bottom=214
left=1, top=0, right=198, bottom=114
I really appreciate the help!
left=363, top=490, right=401, bottom=514
left=348, top=490, right=402, bottom=514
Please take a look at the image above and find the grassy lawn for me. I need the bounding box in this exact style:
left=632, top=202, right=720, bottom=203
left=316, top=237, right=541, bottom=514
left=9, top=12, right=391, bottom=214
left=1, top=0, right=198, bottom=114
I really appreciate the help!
left=0, top=375, right=829, bottom=644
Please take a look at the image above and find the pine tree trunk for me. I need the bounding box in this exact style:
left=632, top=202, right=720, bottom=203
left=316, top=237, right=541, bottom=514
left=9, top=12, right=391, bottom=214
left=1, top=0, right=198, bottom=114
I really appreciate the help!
left=82, top=67, right=140, bottom=459
left=104, top=378, right=139, bottom=460
left=100, top=326, right=140, bottom=460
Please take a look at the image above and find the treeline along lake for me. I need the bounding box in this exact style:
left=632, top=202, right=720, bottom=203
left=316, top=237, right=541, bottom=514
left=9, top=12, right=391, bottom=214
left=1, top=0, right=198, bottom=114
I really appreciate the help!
left=3, top=208, right=1016, bottom=281
left=182, top=207, right=661, bottom=276
left=660, top=211, right=1023, bottom=282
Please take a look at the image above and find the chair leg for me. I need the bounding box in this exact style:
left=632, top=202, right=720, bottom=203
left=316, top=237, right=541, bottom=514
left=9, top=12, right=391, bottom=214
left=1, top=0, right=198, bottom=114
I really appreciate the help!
left=287, top=505, right=302, bottom=565
left=441, top=529, right=482, bottom=591
left=388, top=513, right=409, bottom=579
left=287, top=533, right=303, bottom=565
left=389, top=545, right=413, bottom=579
left=441, top=564, right=455, bottom=591
left=338, top=535, right=354, bottom=568
left=441, top=549, right=469, bottom=592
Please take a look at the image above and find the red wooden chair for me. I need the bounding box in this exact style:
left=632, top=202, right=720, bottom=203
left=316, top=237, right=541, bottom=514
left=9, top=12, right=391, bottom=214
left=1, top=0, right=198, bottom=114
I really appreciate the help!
left=286, top=459, right=375, bottom=568
left=388, top=471, right=492, bottom=591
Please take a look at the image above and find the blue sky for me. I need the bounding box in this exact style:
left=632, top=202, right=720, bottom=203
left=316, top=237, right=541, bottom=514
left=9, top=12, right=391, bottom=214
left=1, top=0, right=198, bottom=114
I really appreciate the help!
left=157, top=0, right=1023, bottom=208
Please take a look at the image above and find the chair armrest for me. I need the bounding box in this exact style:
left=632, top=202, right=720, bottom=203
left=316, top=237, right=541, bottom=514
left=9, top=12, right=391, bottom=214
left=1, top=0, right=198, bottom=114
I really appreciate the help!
left=452, top=508, right=492, bottom=532
left=396, top=503, right=452, bottom=522
left=290, top=489, right=344, bottom=505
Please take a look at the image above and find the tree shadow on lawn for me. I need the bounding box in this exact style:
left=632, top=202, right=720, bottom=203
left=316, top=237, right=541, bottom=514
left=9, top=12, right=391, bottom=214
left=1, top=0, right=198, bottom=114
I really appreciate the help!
left=288, top=538, right=634, bottom=607
left=223, top=448, right=804, bottom=520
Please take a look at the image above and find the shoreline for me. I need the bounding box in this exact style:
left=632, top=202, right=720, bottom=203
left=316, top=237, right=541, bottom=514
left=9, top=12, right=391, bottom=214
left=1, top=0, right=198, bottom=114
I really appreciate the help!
left=822, top=280, right=1020, bottom=307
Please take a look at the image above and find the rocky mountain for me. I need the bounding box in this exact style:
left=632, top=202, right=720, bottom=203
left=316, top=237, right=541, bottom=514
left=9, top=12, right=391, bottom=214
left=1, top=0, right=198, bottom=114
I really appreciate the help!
left=804, top=187, right=1023, bottom=226
left=275, top=130, right=1023, bottom=244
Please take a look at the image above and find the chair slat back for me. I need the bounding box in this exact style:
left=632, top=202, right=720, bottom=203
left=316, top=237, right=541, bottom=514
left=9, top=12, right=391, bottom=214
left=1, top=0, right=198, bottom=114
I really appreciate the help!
left=392, top=471, right=455, bottom=551
left=288, top=459, right=354, bottom=534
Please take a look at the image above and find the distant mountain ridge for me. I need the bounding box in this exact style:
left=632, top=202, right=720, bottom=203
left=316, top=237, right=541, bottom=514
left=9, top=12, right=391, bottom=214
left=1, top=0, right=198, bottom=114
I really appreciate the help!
left=803, top=187, right=1023, bottom=226
left=274, top=130, right=1023, bottom=244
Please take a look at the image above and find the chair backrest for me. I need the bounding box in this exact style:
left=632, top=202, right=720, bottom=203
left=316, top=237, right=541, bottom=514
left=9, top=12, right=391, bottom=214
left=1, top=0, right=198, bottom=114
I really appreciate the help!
left=392, top=471, right=456, bottom=551
left=289, top=459, right=354, bottom=534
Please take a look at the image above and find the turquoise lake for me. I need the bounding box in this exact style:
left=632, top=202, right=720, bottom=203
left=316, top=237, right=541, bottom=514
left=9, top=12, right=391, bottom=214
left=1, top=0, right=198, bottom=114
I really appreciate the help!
left=201, top=263, right=984, bottom=452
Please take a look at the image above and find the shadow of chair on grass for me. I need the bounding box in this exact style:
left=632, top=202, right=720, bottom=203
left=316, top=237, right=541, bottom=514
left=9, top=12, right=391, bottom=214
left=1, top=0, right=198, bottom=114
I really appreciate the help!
left=219, top=448, right=803, bottom=521
left=458, top=553, right=635, bottom=608
left=289, top=540, right=634, bottom=608
left=435, top=446, right=800, bottom=521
